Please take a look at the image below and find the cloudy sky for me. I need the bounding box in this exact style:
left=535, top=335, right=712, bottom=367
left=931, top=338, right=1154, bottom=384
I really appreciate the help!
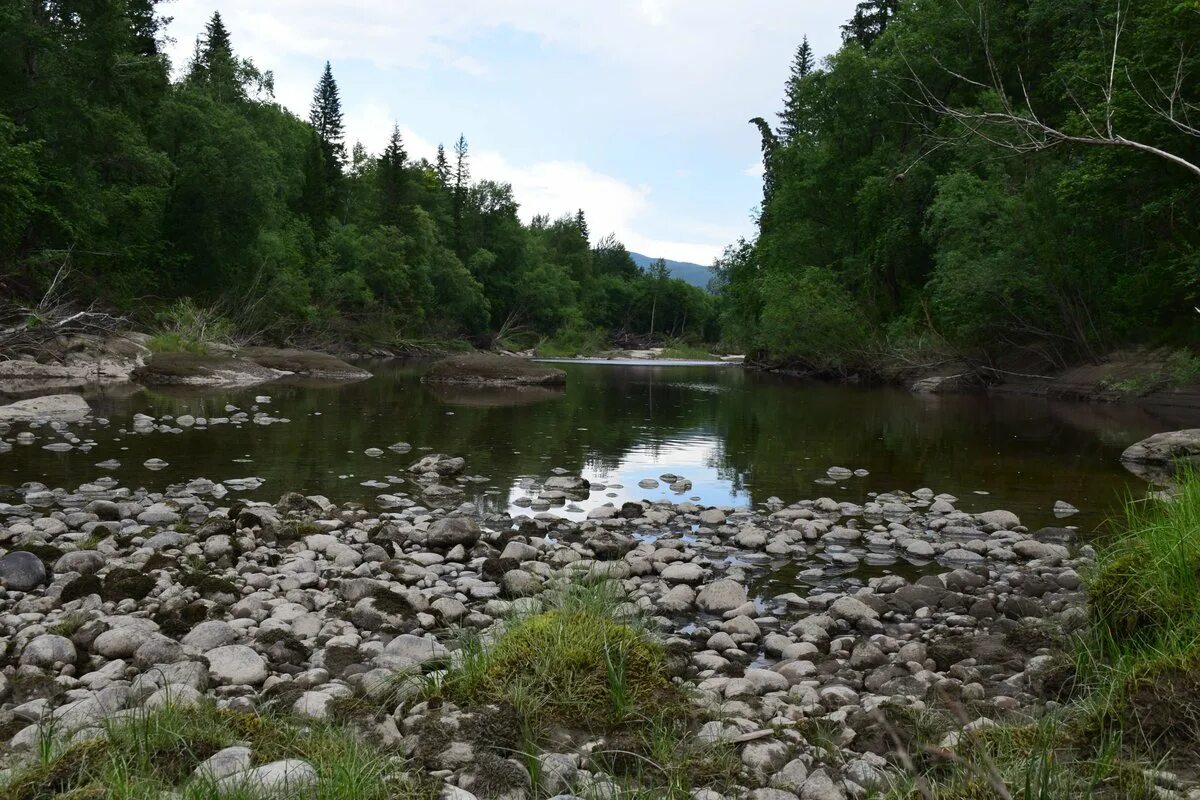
left=164, top=1, right=858, bottom=265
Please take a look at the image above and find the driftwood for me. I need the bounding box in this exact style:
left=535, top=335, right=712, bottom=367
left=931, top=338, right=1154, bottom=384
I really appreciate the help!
left=0, top=261, right=128, bottom=359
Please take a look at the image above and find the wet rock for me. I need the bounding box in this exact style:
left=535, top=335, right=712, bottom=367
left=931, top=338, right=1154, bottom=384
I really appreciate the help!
left=0, top=394, right=90, bottom=422
left=426, top=517, right=481, bottom=548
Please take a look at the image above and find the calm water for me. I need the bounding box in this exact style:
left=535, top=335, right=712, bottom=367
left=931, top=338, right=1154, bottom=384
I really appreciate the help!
left=3, top=360, right=1197, bottom=534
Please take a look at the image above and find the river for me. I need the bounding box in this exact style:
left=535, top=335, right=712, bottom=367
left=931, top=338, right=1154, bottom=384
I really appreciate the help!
left=4, top=360, right=1195, bottom=537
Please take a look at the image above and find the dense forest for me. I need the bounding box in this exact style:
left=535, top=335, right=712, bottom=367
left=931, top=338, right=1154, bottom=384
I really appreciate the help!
left=717, top=0, right=1200, bottom=374
left=0, top=2, right=714, bottom=351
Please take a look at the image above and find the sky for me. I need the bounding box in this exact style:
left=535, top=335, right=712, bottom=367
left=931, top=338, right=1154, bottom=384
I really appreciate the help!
left=164, top=1, right=859, bottom=266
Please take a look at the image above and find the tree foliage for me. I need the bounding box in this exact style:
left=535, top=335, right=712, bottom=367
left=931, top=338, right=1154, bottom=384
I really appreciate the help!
left=0, top=2, right=712, bottom=347
left=718, top=0, right=1200, bottom=369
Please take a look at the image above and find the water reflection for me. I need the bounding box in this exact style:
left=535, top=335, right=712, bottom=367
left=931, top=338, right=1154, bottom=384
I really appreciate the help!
left=2, top=360, right=1197, bottom=534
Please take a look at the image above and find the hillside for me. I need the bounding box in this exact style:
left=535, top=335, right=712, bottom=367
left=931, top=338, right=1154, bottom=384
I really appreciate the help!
left=629, top=252, right=714, bottom=291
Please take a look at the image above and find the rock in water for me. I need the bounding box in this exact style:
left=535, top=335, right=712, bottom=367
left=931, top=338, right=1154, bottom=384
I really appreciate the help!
left=0, top=394, right=90, bottom=422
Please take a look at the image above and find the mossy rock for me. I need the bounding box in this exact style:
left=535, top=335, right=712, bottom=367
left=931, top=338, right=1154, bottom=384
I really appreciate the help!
left=422, top=352, right=567, bottom=386
left=101, top=567, right=156, bottom=601
left=180, top=568, right=238, bottom=599
left=13, top=543, right=65, bottom=568
left=132, top=352, right=282, bottom=386
left=240, top=347, right=369, bottom=379
left=443, top=609, right=677, bottom=729
left=60, top=574, right=103, bottom=603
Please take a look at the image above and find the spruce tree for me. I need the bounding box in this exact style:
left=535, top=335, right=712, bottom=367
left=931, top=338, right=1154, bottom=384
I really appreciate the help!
left=840, top=0, right=899, bottom=49
left=378, top=124, right=409, bottom=224
left=435, top=144, right=450, bottom=187
left=451, top=134, right=470, bottom=253
left=310, top=61, right=345, bottom=172
left=187, top=11, right=241, bottom=102
left=309, top=61, right=345, bottom=220
left=574, top=209, right=589, bottom=242
left=780, top=36, right=815, bottom=142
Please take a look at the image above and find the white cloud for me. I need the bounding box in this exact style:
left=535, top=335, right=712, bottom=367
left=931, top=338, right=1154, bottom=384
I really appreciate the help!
left=165, top=0, right=858, bottom=264
left=743, top=161, right=766, bottom=178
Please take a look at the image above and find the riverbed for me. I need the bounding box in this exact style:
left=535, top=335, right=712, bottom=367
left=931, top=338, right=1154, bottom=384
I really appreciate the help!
left=3, top=359, right=1194, bottom=535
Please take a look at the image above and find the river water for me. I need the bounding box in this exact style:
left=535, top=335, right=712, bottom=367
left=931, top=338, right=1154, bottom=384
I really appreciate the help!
left=3, top=360, right=1195, bottom=535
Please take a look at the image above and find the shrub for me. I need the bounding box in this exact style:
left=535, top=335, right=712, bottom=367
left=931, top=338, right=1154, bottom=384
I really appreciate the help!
left=757, top=267, right=869, bottom=372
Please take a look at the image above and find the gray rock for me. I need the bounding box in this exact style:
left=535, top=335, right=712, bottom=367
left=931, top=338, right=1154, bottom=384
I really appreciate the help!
left=205, top=645, right=268, bottom=686
left=0, top=394, right=90, bottom=422
left=183, top=620, right=239, bottom=651
left=696, top=579, right=749, bottom=612
left=799, top=770, right=846, bottom=800
left=0, top=551, right=48, bottom=591
left=217, top=759, right=317, bottom=799
left=20, top=634, right=76, bottom=668
left=426, top=517, right=481, bottom=548
left=54, top=550, right=106, bottom=575
left=194, top=745, right=253, bottom=781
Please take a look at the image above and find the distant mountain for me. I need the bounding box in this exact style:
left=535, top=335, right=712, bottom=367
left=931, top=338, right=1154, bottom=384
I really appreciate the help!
left=628, top=252, right=714, bottom=291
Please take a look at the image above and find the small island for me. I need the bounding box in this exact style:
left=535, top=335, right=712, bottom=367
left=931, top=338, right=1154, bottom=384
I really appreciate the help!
left=421, top=352, right=568, bottom=386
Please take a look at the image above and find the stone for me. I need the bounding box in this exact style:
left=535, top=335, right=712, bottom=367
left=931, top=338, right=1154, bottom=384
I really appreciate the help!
left=205, top=645, right=268, bottom=686
left=0, top=394, right=90, bottom=421
left=1121, top=429, right=1200, bottom=472
left=53, top=551, right=106, bottom=575
left=977, top=510, right=1021, bottom=530
left=661, top=562, right=705, bottom=584
left=799, top=770, right=846, bottom=800
left=771, top=759, right=809, bottom=792
left=501, top=569, right=543, bottom=597
left=381, top=634, right=448, bottom=669
left=1013, top=540, right=1069, bottom=560
left=293, top=691, right=334, bottom=719
left=698, top=508, right=726, bottom=525
left=829, top=596, right=879, bottom=626
left=183, top=620, right=240, bottom=651
left=0, top=551, right=48, bottom=591
left=144, top=684, right=203, bottom=710
left=742, top=740, right=789, bottom=779
left=20, top=634, right=76, bottom=668
left=426, top=516, right=481, bottom=548
left=217, top=759, right=317, bottom=799
left=696, top=579, right=749, bottom=613
left=194, top=745, right=253, bottom=781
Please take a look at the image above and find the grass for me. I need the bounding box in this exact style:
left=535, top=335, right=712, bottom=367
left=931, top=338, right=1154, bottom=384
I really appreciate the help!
left=430, top=579, right=680, bottom=732
left=659, top=340, right=720, bottom=361
left=1100, top=347, right=1200, bottom=395
left=881, top=471, right=1200, bottom=798
left=147, top=332, right=209, bottom=355
left=0, top=702, right=434, bottom=800
left=147, top=298, right=237, bottom=356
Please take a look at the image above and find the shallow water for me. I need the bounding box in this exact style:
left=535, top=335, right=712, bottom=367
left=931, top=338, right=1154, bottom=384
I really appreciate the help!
left=2, top=360, right=1196, bottom=535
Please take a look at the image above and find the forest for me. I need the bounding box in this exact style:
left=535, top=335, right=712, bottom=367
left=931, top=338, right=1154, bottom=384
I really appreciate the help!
left=0, top=3, right=715, bottom=352
left=717, top=0, right=1200, bottom=374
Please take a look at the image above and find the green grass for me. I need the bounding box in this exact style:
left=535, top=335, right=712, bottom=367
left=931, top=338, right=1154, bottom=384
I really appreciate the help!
left=0, top=702, right=433, bottom=800
left=659, top=341, right=720, bottom=361
left=429, top=579, right=682, bottom=734
left=147, top=332, right=209, bottom=355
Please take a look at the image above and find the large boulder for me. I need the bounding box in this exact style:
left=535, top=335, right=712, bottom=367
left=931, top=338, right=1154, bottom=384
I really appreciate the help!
left=422, top=352, right=567, bottom=386
left=132, top=352, right=284, bottom=387
left=425, top=517, right=481, bottom=548
left=239, top=347, right=369, bottom=380
left=0, top=394, right=90, bottom=422
left=0, top=551, right=48, bottom=591
left=1121, top=429, right=1200, bottom=482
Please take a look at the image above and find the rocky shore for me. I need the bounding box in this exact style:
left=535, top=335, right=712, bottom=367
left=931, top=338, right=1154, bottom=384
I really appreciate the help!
left=0, top=403, right=1109, bottom=798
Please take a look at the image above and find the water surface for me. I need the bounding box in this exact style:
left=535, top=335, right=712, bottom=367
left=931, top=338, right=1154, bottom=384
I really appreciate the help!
left=3, top=360, right=1196, bottom=534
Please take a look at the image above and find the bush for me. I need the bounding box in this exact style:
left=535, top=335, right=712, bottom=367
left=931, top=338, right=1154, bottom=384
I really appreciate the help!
left=757, top=267, right=869, bottom=371
left=149, top=298, right=236, bottom=354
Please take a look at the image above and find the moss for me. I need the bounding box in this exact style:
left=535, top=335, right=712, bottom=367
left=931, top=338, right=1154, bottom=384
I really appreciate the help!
left=12, top=542, right=65, bottom=568
left=461, top=751, right=530, bottom=797
left=180, top=568, right=238, bottom=598
left=101, top=567, right=155, bottom=601
left=323, top=644, right=366, bottom=678
left=154, top=602, right=211, bottom=639
left=1118, top=650, right=1200, bottom=749
left=142, top=553, right=177, bottom=572
left=1004, top=618, right=1061, bottom=654
left=60, top=574, right=102, bottom=603
left=371, top=589, right=416, bottom=616
left=277, top=519, right=325, bottom=542
left=422, top=352, right=567, bottom=386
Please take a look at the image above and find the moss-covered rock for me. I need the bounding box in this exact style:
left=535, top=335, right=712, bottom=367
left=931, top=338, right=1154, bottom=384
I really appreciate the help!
left=422, top=352, right=567, bottom=386
left=240, top=347, right=370, bottom=379
left=132, top=352, right=283, bottom=387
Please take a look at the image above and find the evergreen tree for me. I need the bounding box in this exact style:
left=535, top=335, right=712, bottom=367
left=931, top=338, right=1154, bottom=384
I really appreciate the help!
left=841, top=0, right=899, bottom=49
left=310, top=61, right=345, bottom=170
left=748, top=117, right=779, bottom=209
left=378, top=124, right=409, bottom=224
left=309, top=61, right=345, bottom=221
left=574, top=209, right=589, bottom=242
left=451, top=134, right=470, bottom=253
left=780, top=37, right=815, bottom=141
left=434, top=144, right=450, bottom=187
left=187, top=12, right=242, bottom=102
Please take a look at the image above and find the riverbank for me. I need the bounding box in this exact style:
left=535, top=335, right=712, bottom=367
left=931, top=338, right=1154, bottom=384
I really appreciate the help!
left=1, top=370, right=1198, bottom=797
left=752, top=346, right=1200, bottom=412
